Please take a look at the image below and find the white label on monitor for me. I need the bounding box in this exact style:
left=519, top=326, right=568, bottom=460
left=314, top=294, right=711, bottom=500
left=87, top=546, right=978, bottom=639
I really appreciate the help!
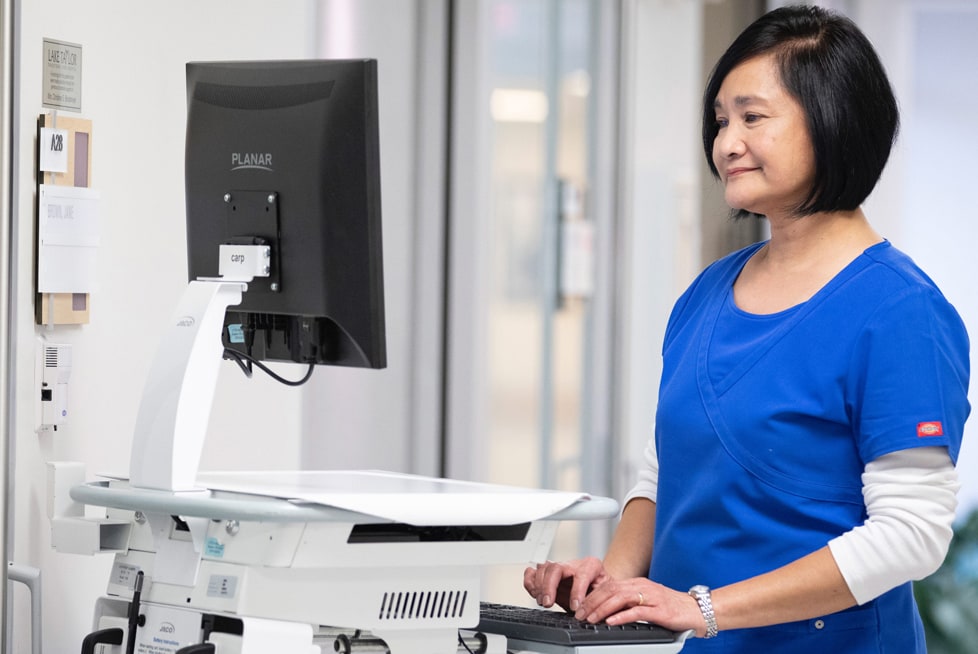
left=218, top=243, right=270, bottom=280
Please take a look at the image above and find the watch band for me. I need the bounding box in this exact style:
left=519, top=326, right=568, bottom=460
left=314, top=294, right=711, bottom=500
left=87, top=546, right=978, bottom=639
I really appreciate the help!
left=688, top=585, right=719, bottom=638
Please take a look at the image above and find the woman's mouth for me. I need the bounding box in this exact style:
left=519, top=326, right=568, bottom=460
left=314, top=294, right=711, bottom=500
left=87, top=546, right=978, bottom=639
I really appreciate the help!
left=725, top=166, right=756, bottom=179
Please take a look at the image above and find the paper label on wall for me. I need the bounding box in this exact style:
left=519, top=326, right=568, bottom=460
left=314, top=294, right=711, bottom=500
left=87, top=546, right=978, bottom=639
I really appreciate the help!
left=42, top=38, right=82, bottom=112
left=39, top=127, right=69, bottom=173
left=37, top=184, right=100, bottom=293
left=39, top=185, right=99, bottom=246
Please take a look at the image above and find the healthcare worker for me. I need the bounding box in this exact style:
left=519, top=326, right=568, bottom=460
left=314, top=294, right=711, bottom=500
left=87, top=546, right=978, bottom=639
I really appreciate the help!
left=523, top=5, right=970, bottom=652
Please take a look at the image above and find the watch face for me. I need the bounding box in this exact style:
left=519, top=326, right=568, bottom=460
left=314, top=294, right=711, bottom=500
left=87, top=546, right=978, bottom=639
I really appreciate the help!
left=690, top=585, right=709, bottom=595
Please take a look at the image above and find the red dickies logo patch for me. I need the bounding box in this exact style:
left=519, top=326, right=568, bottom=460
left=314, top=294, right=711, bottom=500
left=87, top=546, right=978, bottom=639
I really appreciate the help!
left=917, top=421, right=944, bottom=437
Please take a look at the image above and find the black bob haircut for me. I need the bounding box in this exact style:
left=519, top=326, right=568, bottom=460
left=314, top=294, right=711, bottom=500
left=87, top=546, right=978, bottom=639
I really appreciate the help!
left=702, top=4, right=899, bottom=219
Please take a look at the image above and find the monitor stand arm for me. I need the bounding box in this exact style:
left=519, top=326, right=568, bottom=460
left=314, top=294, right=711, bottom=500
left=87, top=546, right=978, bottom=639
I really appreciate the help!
left=128, top=279, right=246, bottom=492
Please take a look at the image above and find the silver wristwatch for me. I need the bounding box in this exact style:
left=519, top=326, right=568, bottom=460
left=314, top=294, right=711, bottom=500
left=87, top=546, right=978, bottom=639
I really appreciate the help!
left=688, top=585, right=719, bottom=638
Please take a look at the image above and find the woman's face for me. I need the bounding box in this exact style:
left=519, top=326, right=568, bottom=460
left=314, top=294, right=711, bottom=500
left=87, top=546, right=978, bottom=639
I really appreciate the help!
left=711, top=54, right=816, bottom=219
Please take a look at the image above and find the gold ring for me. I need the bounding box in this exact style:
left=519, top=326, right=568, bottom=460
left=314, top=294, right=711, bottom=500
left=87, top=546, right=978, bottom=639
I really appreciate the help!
left=637, top=592, right=644, bottom=606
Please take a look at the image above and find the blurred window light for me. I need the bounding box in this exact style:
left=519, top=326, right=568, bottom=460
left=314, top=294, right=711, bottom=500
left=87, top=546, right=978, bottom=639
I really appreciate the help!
left=565, top=70, right=591, bottom=98
left=491, top=88, right=549, bottom=123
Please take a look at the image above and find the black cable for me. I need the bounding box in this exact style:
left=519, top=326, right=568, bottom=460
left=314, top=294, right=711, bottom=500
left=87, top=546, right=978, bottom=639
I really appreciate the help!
left=223, top=348, right=315, bottom=386
left=81, top=628, right=123, bottom=654
left=224, top=349, right=253, bottom=378
left=124, top=571, right=144, bottom=654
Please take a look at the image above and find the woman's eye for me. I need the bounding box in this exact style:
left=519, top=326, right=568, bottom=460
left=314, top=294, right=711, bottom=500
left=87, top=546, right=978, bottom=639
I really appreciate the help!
left=715, top=117, right=729, bottom=129
left=744, top=113, right=762, bottom=123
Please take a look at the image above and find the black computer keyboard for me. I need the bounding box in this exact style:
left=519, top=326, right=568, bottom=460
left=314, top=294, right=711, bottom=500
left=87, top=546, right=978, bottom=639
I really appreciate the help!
left=477, top=602, right=678, bottom=646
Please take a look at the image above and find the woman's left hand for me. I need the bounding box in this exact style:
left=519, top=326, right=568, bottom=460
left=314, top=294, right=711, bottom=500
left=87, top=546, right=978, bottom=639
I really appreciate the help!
left=573, top=578, right=707, bottom=637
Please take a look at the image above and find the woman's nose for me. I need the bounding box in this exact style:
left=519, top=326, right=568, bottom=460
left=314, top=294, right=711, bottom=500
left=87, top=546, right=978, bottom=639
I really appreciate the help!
left=714, top=125, right=745, bottom=161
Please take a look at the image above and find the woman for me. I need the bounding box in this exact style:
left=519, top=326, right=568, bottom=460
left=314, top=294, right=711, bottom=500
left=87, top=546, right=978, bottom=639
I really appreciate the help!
left=524, top=5, right=970, bottom=652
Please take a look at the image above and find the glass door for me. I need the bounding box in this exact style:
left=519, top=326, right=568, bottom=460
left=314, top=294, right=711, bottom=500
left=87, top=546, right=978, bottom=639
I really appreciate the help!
left=448, top=0, right=617, bottom=604
left=484, top=0, right=590, bottom=528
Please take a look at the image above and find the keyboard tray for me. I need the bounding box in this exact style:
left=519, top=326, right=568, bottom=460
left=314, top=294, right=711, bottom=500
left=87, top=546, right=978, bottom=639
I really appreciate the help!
left=477, top=602, right=679, bottom=647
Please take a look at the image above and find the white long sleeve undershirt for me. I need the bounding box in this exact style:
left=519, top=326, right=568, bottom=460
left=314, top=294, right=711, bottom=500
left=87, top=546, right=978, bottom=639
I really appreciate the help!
left=623, top=441, right=959, bottom=605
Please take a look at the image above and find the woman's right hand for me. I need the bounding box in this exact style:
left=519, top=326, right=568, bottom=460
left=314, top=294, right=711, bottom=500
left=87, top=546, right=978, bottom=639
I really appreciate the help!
left=523, top=557, right=612, bottom=613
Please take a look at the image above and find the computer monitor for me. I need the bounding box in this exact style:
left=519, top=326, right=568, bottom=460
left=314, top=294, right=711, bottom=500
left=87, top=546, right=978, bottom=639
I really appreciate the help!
left=184, top=59, right=386, bottom=370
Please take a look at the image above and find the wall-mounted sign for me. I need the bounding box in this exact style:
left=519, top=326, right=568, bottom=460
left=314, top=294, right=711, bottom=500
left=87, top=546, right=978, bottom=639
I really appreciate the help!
left=42, top=38, right=82, bottom=112
left=39, top=127, right=69, bottom=173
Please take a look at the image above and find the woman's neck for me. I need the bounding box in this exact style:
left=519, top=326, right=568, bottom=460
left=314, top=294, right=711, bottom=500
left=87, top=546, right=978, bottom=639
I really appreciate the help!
left=733, top=208, right=883, bottom=314
left=761, top=207, right=882, bottom=271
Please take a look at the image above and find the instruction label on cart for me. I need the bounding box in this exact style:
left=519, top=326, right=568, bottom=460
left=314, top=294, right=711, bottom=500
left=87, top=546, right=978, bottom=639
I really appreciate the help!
left=135, top=603, right=201, bottom=653
left=207, top=574, right=239, bottom=599
left=109, top=562, right=141, bottom=588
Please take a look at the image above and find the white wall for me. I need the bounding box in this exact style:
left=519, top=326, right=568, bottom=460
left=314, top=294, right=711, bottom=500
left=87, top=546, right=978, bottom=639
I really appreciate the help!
left=11, top=3, right=318, bottom=651
left=300, top=0, right=447, bottom=477
left=899, top=1, right=978, bottom=512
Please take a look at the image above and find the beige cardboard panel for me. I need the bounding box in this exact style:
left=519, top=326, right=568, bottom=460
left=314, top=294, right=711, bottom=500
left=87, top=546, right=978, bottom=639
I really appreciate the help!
left=36, top=113, right=93, bottom=324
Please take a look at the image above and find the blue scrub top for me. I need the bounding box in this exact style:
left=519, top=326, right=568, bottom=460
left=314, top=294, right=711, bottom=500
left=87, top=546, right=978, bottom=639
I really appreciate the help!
left=651, top=241, right=970, bottom=653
